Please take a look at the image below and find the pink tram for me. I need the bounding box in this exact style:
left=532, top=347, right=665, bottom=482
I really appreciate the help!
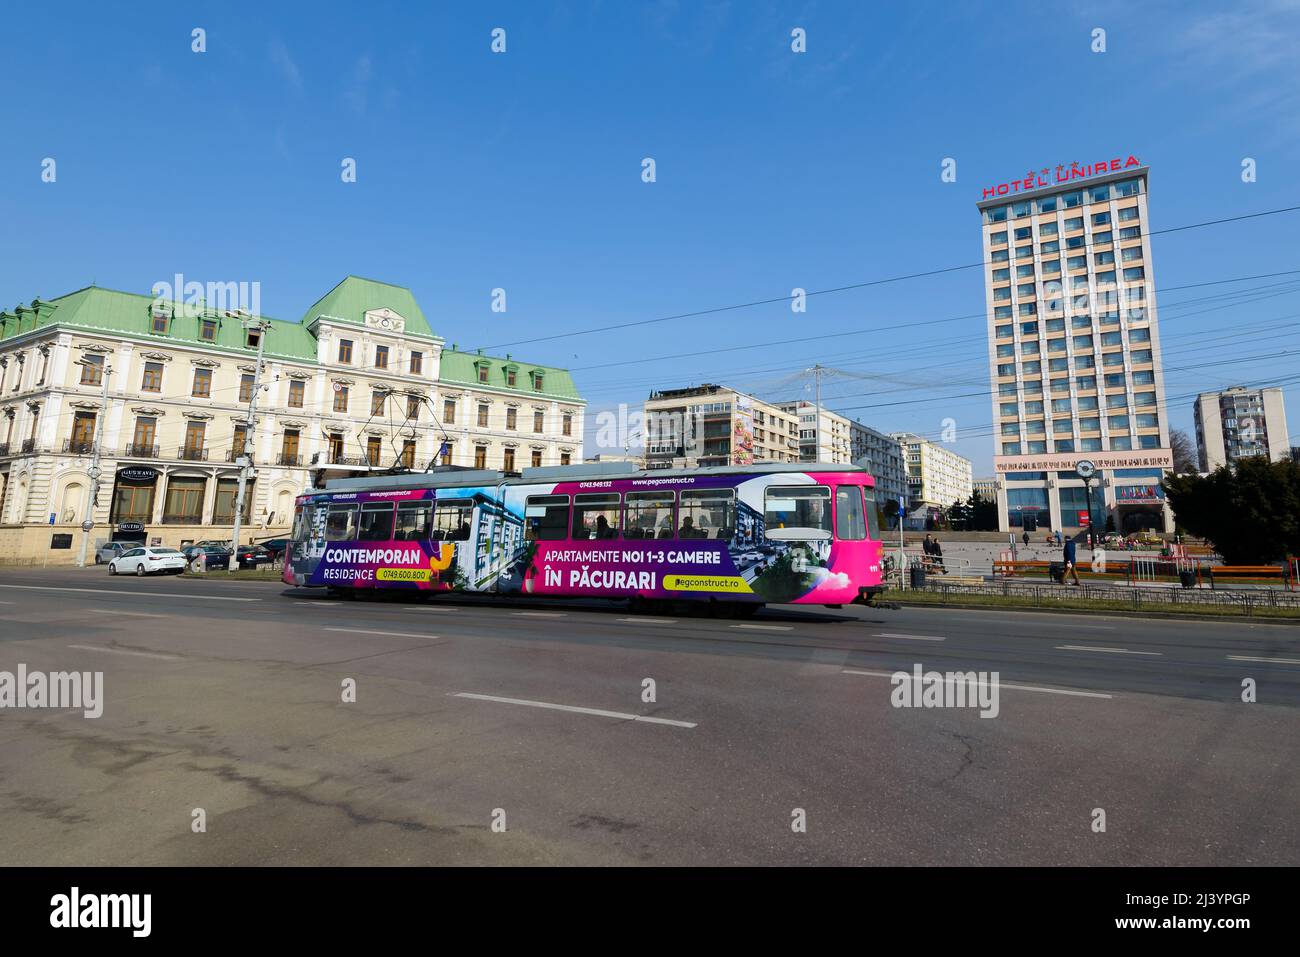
left=285, top=462, right=886, bottom=614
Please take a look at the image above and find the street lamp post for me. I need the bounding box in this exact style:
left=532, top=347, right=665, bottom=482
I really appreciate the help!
left=229, top=314, right=269, bottom=574
left=75, top=359, right=112, bottom=568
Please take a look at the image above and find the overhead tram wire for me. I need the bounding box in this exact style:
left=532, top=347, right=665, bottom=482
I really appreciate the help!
left=475, top=204, right=1300, bottom=352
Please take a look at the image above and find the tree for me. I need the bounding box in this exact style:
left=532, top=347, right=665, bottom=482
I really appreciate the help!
left=947, top=498, right=968, bottom=530
left=1169, top=428, right=1198, bottom=475
left=965, top=493, right=999, bottom=531
left=1162, top=456, right=1300, bottom=563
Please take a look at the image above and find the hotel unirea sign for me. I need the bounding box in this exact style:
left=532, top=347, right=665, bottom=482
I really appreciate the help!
left=982, top=155, right=1141, bottom=199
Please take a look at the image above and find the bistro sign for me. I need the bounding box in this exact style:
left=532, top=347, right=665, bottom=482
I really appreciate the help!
left=982, top=155, right=1141, bottom=200
left=118, top=467, right=159, bottom=483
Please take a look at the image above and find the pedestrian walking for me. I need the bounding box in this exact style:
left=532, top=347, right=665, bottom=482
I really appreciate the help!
left=1022, top=530, right=1030, bottom=548
left=930, top=536, right=947, bottom=574
left=1063, top=536, right=1081, bottom=586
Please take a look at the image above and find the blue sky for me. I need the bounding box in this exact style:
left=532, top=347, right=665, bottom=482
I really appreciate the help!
left=2, top=0, right=1298, bottom=473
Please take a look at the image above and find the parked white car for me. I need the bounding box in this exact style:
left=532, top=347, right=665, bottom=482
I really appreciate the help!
left=108, top=546, right=188, bottom=576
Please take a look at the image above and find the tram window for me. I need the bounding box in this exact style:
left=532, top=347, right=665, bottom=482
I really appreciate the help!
left=525, top=495, right=570, bottom=541
left=679, top=489, right=735, bottom=540
left=835, top=485, right=867, bottom=541
left=325, top=505, right=358, bottom=541
left=864, top=487, right=881, bottom=539
left=624, top=491, right=675, bottom=540
left=291, top=506, right=306, bottom=542
left=395, top=501, right=432, bottom=541
left=358, top=503, right=395, bottom=541
left=572, top=493, right=620, bottom=539
left=764, top=486, right=832, bottom=540
left=432, top=499, right=474, bottom=541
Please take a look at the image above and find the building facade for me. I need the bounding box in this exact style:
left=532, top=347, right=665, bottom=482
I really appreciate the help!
left=775, top=401, right=853, bottom=464
left=848, top=421, right=907, bottom=508
left=643, top=384, right=799, bottom=468
left=0, top=276, right=584, bottom=563
left=1193, top=386, right=1290, bottom=472
left=891, top=433, right=974, bottom=520
left=977, top=160, right=1174, bottom=534
left=972, top=477, right=999, bottom=502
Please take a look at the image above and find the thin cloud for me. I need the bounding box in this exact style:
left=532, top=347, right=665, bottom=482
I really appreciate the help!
left=269, top=39, right=303, bottom=92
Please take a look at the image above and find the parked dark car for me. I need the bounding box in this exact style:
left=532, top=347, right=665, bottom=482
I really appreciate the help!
left=235, top=545, right=273, bottom=569
left=256, top=537, right=291, bottom=562
left=181, top=544, right=232, bottom=571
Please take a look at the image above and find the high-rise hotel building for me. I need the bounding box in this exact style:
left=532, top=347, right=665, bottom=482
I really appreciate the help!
left=977, top=160, right=1174, bottom=534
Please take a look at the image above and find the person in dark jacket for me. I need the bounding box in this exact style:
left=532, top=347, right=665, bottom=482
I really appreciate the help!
left=1063, top=537, right=1081, bottom=585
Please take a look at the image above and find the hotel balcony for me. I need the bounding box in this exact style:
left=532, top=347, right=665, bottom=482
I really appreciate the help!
left=122, top=443, right=160, bottom=459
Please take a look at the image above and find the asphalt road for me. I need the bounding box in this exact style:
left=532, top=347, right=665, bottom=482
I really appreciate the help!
left=0, top=566, right=1296, bottom=865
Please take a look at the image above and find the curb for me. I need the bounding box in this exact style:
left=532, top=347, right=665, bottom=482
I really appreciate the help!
left=887, top=598, right=1300, bottom=626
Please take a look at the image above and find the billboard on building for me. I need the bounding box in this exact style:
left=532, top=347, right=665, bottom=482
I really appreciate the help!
left=732, top=394, right=755, bottom=465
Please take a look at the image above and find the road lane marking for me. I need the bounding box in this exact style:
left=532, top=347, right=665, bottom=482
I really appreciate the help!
left=731, top=623, right=792, bottom=632
left=87, top=608, right=171, bottom=618
left=0, top=584, right=260, bottom=602
left=1227, top=655, right=1300, bottom=665
left=616, top=617, right=678, bottom=625
left=510, top=611, right=567, bottom=618
left=840, top=669, right=1112, bottom=699
left=874, top=632, right=946, bottom=642
left=404, top=605, right=459, bottom=612
left=324, top=627, right=437, bottom=640
left=68, top=644, right=181, bottom=661
left=452, top=692, right=696, bottom=728
left=1056, top=644, right=1162, bottom=656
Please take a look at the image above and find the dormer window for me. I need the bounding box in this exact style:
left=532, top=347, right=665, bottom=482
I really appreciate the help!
left=246, top=329, right=261, bottom=349
left=477, top=363, right=489, bottom=383
left=505, top=365, right=518, bottom=387
left=531, top=371, right=544, bottom=392
left=200, top=319, right=218, bottom=341
left=150, top=307, right=169, bottom=334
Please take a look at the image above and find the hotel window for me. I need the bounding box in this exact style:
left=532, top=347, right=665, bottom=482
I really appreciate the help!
left=1022, top=360, right=1041, bottom=374
left=1100, top=332, right=1122, bottom=347
left=1107, top=394, right=1128, bottom=409
left=1095, top=250, right=1115, bottom=266
left=1064, top=216, right=1083, bottom=231
left=1075, top=357, right=1096, bottom=372
left=333, top=385, right=349, bottom=413
left=407, top=396, right=420, bottom=420
left=1000, top=402, right=1018, bottom=416
left=1133, top=369, right=1155, bottom=385
left=1013, top=226, right=1032, bottom=241
left=1002, top=442, right=1021, bottom=455
left=1017, top=283, right=1035, bottom=298
left=1049, top=357, right=1069, bottom=372
left=282, top=429, right=300, bottom=463
left=1139, top=434, right=1160, bottom=449
left=1027, top=441, right=1047, bottom=454
left=478, top=364, right=489, bottom=383
left=1067, top=256, right=1086, bottom=271
left=1012, top=202, right=1031, bottom=218
left=1119, top=225, right=1141, bottom=240
left=531, top=449, right=543, bottom=468
left=1046, top=318, right=1065, bottom=333
left=1015, top=265, right=1034, bottom=279
left=151, top=310, right=169, bottom=334
left=989, top=231, right=1008, bottom=246
left=1023, top=379, right=1043, bottom=394
left=1092, top=211, right=1111, bottom=227
left=477, top=403, right=489, bottom=427
left=1096, top=270, right=1116, bottom=284
left=1135, top=391, right=1157, bottom=407
left=366, top=436, right=382, bottom=466
left=1051, top=379, right=1070, bottom=394
left=1039, top=240, right=1060, bottom=255
left=338, top=339, right=353, bottom=363
left=192, top=368, right=212, bottom=398
left=1072, top=334, right=1094, bottom=349
left=1019, top=303, right=1036, bottom=317
left=1052, top=398, right=1073, bottom=414
left=1104, top=373, right=1127, bottom=389
left=183, top=420, right=207, bottom=457
left=992, top=268, right=1010, bottom=282
left=141, top=361, right=163, bottom=392
left=1111, top=435, right=1133, bottom=450
left=1047, top=338, right=1067, bottom=353
left=1001, top=422, right=1020, bottom=436
left=532, top=372, right=544, bottom=391
left=998, top=382, right=1017, bottom=396
left=1039, top=221, right=1058, bottom=237
left=1020, top=321, right=1038, bottom=335
left=994, top=306, right=1012, bottom=319
left=1080, top=417, right=1100, bottom=432
left=1021, top=341, right=1040, bottom=356
left=532, top=410, right=543, bottom=432
left=401, top=440, right=415, bottom=469
left=1131, top=349, right=1153, bottom=363
left=502, top=448, right=516, bottom=471
left=1053, top=418, right=1072, bottom=432
left=371, top=391, right=386, bottom=415
left=997, top=363, right=1015, bottom=376
left=239, top=374, right=254, bottom=402
left=1055, top=440, right=1075, bottom=453
left=991, top=248, right=1009, bottom=263
left=232, top=425, right=248, bottom=457
left=560, top=452, right=571, bottom=466
left=1102, top=352, right=1125, bottom=368
left=1121, top=246, right=1143, bottom=262
left=506, top=368, right=517, bottom=387
left=1062, top=191, right=1082, bottom=209
left=1123, top=266, right=1145, bottom=281
left=1026, top=419, right=1045, bottom=434
left=79, top=354, right=104, bottom=385
left=1118, top=206, right=1140, bottom=221
left=1078, top=396, right=1099, bottom=411
left=506, top=407, right=517, bottom=430
left=1037, top=196, right=1058, bottom=213
left=1015, top=245, right=1032, bottom=259
left=200, top=319, right=217, bottom=341
left=1114, top=179, right=1140, bottom=197
left=474, top=444, right=487, bottom=469
left=410, top=351, right=423, bottom=375
left=994, top=288, right=1011, bottom=301
left=288, top=380, right=305, bottom=408
left=1090, top=185, right=1111, bottom=203
left=1041, top=259, right=1060, bottom=275
left=985, top=206, right=1008, bottom=224
left=443, top=399, right=456, bottom=424
left=374, top=345, right=389, bottom=370
left=1135, top=413, right=1159, bottom=429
